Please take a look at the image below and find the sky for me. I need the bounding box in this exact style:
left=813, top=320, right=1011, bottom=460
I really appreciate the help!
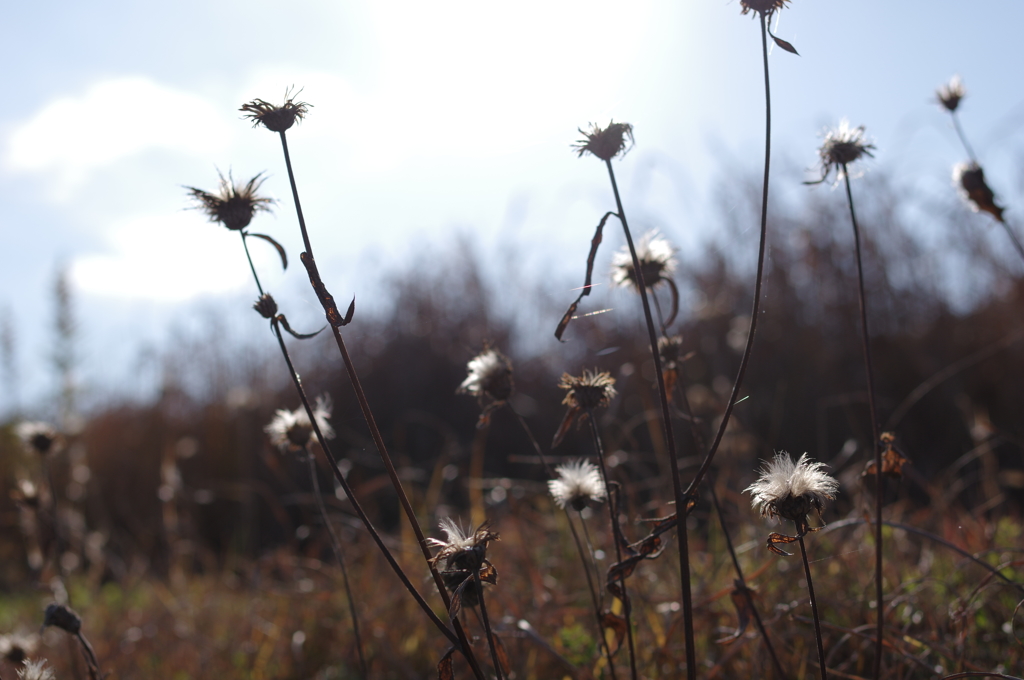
left=2, top=0, right=1023, bottom=415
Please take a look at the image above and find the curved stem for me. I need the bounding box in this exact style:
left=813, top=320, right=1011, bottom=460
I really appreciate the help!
left=305, top=450, right=367, bottom=678
left=997, top=219, right=1024, bottom=266
left=798, top=535, right=829, bottom=680
left=604, top=158, right=689, bottom=679
left=587, top=412, right=639, bottom=680
left=843, top=168, right=884, bottom=679
left=951, top=112, right=978, bottom=164
left=682, top=9, right=773, bottom=498
left=240, top=232, right=264, bottom=296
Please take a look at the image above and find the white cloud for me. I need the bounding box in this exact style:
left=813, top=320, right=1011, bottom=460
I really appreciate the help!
left=7, top=77, right=233, bottom=189
left=70, top=211, right=279, bottom=302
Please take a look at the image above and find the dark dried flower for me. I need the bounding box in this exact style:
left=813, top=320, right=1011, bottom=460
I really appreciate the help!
left=573, top=121, right=634, bottom=161
left=16, top=422, right=63, bottom=456
left=548, top=459, right=606, bottom=511
left=186, top=171, right=274, bottom=231
left=954, top=161, right=1005, bottom=222
left=611, top=230, right=677, bottom=289
left=658, top=334, right=685, bottom=401
left=740, top=0, right=789, bottom=17
left=265, top=395, right=334, bottom=451
left=427, top=518, right=499, bottom=615
left=553, top=370, right=618, bottom=447
left=807, top=120, right=875, bottom=185
left=253, top=293, right=279, bottom=319
left=864, top=431, right=910, bottom=479
left=43, top=603, right=82, bottom=635
left=240, top=90, right=311, bottom=133
left=936, top=75, right=965, bottom=112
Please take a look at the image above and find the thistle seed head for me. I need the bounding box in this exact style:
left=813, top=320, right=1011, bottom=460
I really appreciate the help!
left=240, top=89, right=311, bottom=133
left=559, top=369, right=617, bottom=411
left=458, top=346, right=513, bottom=402
left=808, top=120, right=875, bottom=185
left=740, top=0, right=789, bottom=17
left=0, top=632, right=38, bottom=665
left=16, top=422, right=63, bottom=456
left=17, top=660, right=54, bottom=680
left=936, top=75, right=965, bottom=112
left=573, top=121, right=634, bottom=161
left=548, top=459, right=607, bottom=511
left=611, top=230, right=677, bottom=290
left=265, top=395, right=334, bottom=451
left=745, top=452, right=838, bottom=526
left=427, top=518, right=499, bottom=608
left=186, top=171, right=274, bottom=231
left=657, top=335, right=685, bottom=369
left=954, top=161, right=1005, bottom=222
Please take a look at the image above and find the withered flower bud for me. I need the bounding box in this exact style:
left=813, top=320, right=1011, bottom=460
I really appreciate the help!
left=573, top=121, right=634, bottom=161
left=807, top=120, right=875, bottom=185
left=186, top=171, right=274, bottom=231
left=16, top=422, right=63, bottom=457
left=954, top=161, right=1005, bottom=223
left=936, top=75, right=965, bottom=112
left=740, top=0, right=789, bottom=16
left=240, top=90, right=311, bottom=133
left=43, top=603, right=82, bottom=635
left=253, top=293, right=278, bottom=319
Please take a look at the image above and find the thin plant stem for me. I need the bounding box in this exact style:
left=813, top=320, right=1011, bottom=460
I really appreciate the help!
left=304, top=449, right=368, bottom=678
left=997, top=218, right=1024, bottom=266
left=240, top=232, right=264, bottom=296
left=270, top=323, right=481, bottom=671
left=274, top=129, right=485, bottom=679
left=587, top=412, right=639, bottom=680
left=474, top=570, right=505, bottom=680
left=951, top=112, right=978, bottom=164
left=603, top=158, right=691, bottom=679
left=681, top=8, right=774, bottom=505
left=842, top=167, right=884, bottom=679
left=709, top=482, right=787, bottom=679
left=509, top=403, right=618, bottom=678
left=573, top=508, right=620, bottom=680
left=798, top=535, right=828, bottom=680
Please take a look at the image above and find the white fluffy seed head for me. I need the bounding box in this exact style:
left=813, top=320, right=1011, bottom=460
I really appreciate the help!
left=458, top=347, right=513, bottom=401
left=264, top=395, right=334, bottom=451
left=745, top=452, right=838, bottom=523
left=611, top=230, right=677, bottom=289
left=548, top=459, right=607, bottom=511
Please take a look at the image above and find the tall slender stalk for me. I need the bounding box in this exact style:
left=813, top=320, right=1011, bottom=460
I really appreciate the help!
left=798, top=535, right=829, bottom=680
left=587, top=412, right=639, bottom=680
left=240, top=232, right=264, bottom=296
left=304, top=449, right=368, bottom=678
left=474, top=570, right=505, bottom=680
left=842, top=166, right=884, bottom=679
left=273, top=128, right=485, bottom=678
left=603, top=160, right=691, bottom=678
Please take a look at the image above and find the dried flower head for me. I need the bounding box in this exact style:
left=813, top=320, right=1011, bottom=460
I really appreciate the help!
left=43, top=603, right=82, bottom=635
left=746, top=452, right=838, bottom=555
left=559, top=370, right=617, bottom=411
left=427, top=518, right=499, bottom=616
left=954, top=161, right=1005, bottom=223
left=611, top=230, right=678, bottom=290
left=548, top=459, right=606, bottom=511
left=265, top=395, right=334, bottom=451
left=16, top=422, right=63, bottom=456
left=253, top=293, right=279, bottom=319
left=17, top=659, right=54, bottom=680
left=240, top=89, right=311, bottom=133
left=0, top=632, right=38, bottom=665
left=658, top=334, right=686, bottom=401
left=936, top=75, right=965, bottom=112
left=186, top=171, right=274, bottom=231
left=573, top=121, right=634, bottom=161
left=740, top=0, right=789, bottom=17
left=807, top=120, right=875, bottom=186
left=553, top=369, right=618, bottom=447
left=459, top=346, right=513, bottom=402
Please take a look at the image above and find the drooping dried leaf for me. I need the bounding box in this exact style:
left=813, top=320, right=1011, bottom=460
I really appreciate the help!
left=717, top=582, right=756, bottom=644
left=772, top=35, right=799, bottom=54
left=663, top=277, right=680, bottom=327
left=601, top=611, right=628, bottom=654
left=766, top=532, right=800, bottom=556
left=555, top=211, right=617, bottom=341
left=437, top=646, right=456, bottom=680
left=247, top=232, right=288, bottom=270
left=552, top=406, right=581, bottom=448
left=301, top=252, right=354, bottom=327
left=864, top=432, right=910, bottom=479
left=276, top=314, right=325, bottom=340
